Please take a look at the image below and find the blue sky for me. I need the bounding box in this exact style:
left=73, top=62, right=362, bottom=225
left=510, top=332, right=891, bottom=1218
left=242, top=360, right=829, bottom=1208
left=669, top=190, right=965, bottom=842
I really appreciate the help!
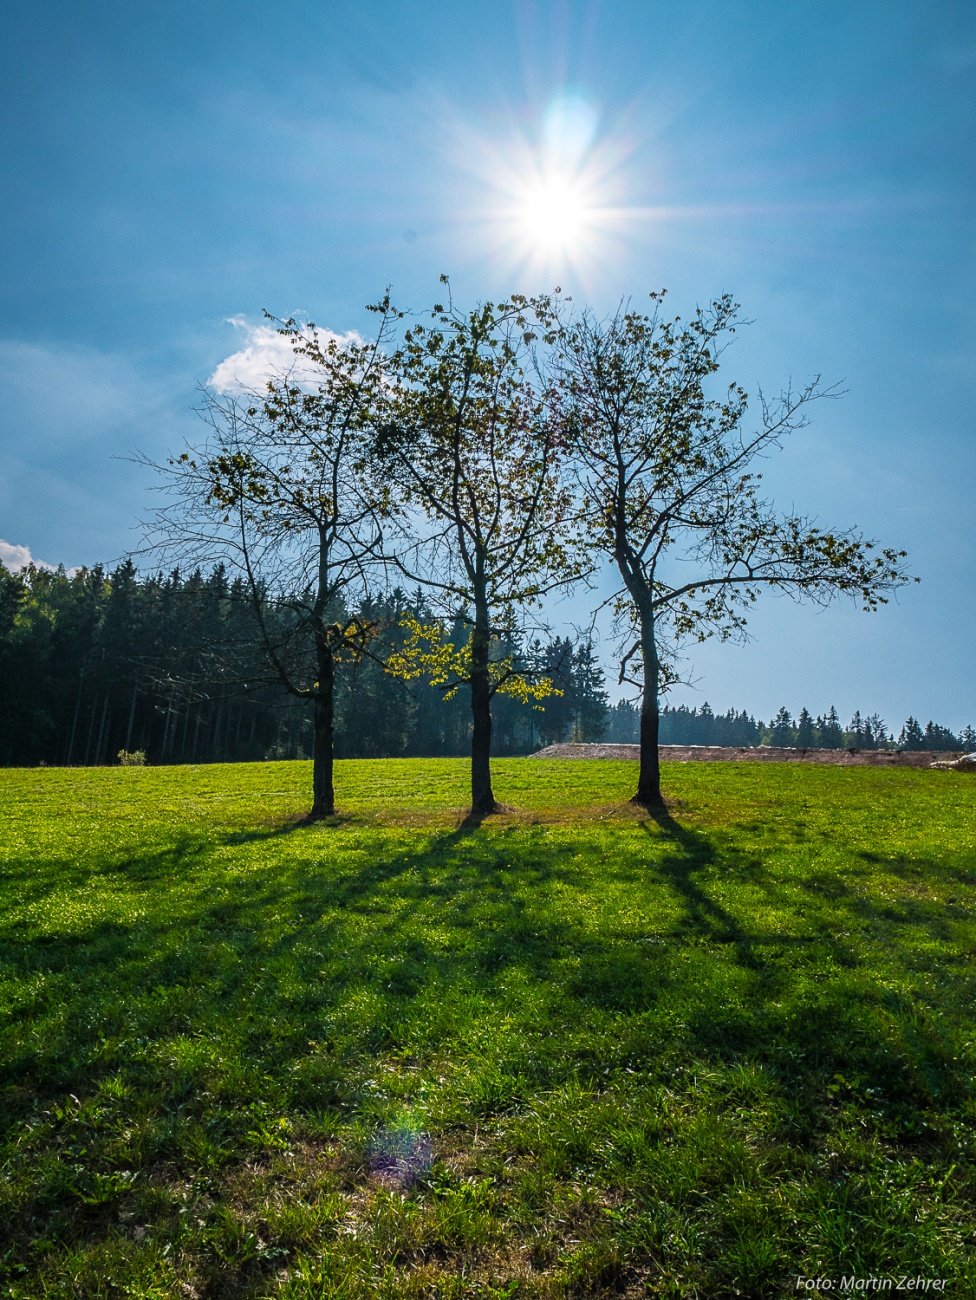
left=1, top=0, right=974, bottom=730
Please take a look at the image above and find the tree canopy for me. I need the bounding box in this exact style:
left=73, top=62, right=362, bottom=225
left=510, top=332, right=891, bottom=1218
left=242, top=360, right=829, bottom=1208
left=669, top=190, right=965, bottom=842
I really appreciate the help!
left=375, top=285, right=584, bottom=815
left=555, top=292, right=915, bottom=805
left=141, top=301, right=399, bottom=816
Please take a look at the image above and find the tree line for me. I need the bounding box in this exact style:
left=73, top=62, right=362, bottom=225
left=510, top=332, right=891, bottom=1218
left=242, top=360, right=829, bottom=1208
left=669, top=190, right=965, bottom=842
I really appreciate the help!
left=4, top=559, right=968, bottom=768
left=0, top=561, right=613, bottom=768
left=605, top=701, right=975, bottom=751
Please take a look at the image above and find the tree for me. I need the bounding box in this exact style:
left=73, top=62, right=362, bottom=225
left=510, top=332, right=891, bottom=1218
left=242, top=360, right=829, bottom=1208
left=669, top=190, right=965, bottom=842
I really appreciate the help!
left=819, top=706, right=844, bottom=749
left=846, top=710, right=865, bottom=747
left=142, top=301, right=398, bottom=817
left=378, top=286, right=581, bottom=815
left=525, top=637, right=609, bottom=746
left=922, top=720, right=960, bottom=750
left=528, top=636, right=576, bottom=748
left=571, top=639, right=610, bottom=741
left=899, top=717, right=925, bottom=750
left=769, top=706, right=795, bottom=747
left=557, top=293, right=914, bottom=806
left=862, top=713, right=888, bottom=749
left=795, top=706, right=815, bottom=748
left=333, top=590, right=419, bottom=759
left=605, top=697, right=640, bottom=742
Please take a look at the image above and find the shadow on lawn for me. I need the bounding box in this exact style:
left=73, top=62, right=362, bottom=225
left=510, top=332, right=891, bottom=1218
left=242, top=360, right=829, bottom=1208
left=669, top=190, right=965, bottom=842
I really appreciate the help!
left=2, top=806, right=973, bottom=1296
left=4, top=807, right=967, bottom=1090
left=640, top=807, right=747, bottom=946
left=638, top=809, right=859, bottom=973
left=645, top=803, right=973, bottom=954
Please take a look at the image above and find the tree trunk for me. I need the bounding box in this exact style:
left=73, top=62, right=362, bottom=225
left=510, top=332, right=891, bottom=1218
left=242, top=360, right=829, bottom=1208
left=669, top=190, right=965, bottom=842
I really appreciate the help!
left=179, top=693, right=191, bottom=759
left=83, top=695, right=98, bottom=766
left=311, top=637, right=336, bottom=818
left=212, top=699, right=224, bottom=759
left=469, top=595, right=497, bottom=816
left=633, top=614, right=664, bottom=808
left=165, top=689, right=180, bottom=759
left=98, top=702, right=111, bottom=765
left=124, top=683, right=138, bottom=754
left=66, top=675, right=84, bottom=766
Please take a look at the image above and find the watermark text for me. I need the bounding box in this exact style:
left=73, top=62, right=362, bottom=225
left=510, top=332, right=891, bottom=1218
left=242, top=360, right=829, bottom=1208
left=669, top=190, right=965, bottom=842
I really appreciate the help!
left=795, top=1279, right=947, bottom=1293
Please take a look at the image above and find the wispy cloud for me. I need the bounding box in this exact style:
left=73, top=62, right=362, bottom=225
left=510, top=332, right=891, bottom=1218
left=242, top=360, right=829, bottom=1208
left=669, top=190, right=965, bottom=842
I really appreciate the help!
left=1, top=339, right=151, bottom=443
left=0, top=336, right=194, bottom=566
left=208, top=317, right=361, bottom=394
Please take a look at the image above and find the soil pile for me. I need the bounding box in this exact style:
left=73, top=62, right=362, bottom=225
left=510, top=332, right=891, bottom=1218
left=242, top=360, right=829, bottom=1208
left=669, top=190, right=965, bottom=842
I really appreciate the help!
left=528, top=743, right=964, bottom=768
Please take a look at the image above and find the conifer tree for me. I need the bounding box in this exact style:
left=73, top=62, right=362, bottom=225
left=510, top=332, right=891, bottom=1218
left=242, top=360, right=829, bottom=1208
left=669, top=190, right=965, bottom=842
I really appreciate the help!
left=605, top=698, right=639, bottom=743
left=923, top=720, right=960, bottom=750
left=862, top=713, right=886, bottom=749
left=819, top=706, right=844, bottom=748
left=795, top=706, right=815, bottom=748
left=769, top=706, right=795, bottom=746
left=571, top=640, right=610, bottom=741
left=899, top=717, right=925, bottom=750
left=847, top=710, right=865, bottom=747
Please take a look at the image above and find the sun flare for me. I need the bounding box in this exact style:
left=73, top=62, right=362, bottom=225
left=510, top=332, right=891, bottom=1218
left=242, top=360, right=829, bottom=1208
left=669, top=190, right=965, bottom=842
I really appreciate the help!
left=458, top=90, right=632, bottom=283
left=518, top=173, right=591, bottom=255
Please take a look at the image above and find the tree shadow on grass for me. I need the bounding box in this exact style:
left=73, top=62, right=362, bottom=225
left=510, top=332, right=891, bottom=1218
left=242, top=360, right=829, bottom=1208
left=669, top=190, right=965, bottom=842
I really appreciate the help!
left=4, top=808, right=967, bottom=1087
left=637, top=808, right=853, bottom=976
left=639, top=807, right=748, bottom=947
left=2, top=807, right=974, bottom=1296
left=634, top=805, right=971, bottom=1098
left=641, top=802, right=971, bottom=969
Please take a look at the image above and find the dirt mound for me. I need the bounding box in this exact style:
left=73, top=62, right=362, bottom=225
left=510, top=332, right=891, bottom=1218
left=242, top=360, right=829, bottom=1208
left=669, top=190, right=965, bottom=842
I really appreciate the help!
left=528, top=742, right=965, bottom=768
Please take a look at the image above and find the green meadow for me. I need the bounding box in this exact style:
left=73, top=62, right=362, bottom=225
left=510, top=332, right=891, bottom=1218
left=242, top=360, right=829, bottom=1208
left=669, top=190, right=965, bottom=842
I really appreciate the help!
left=1, top=759, right=974, bottom=1298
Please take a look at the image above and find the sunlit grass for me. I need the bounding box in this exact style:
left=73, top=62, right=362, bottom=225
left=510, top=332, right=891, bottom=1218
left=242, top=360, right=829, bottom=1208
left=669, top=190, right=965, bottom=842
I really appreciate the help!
left=1, top=759, right=974, bottom=1297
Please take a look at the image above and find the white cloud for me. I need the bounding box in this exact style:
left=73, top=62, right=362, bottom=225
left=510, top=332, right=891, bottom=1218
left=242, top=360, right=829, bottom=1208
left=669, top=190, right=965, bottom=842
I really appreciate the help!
left=0, top=540, right=57, bottom=573
left=207, top=316, right=362, bottom=394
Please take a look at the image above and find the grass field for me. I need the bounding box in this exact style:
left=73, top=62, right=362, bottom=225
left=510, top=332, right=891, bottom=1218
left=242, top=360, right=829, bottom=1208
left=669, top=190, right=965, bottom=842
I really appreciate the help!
left=1, top=758, right=975, bottom=1299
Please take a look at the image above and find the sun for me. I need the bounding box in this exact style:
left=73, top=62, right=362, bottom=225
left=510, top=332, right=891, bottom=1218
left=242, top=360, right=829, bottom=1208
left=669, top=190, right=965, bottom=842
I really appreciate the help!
left=456, top=90, right=631, bottom=282
left=518, top=173, right=591, bottom=256
left=492, top=92, right=622, bottom=275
